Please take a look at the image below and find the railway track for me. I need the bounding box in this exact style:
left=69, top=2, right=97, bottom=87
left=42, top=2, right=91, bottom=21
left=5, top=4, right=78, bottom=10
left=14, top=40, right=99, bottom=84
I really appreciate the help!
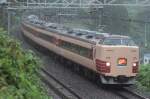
left=113, top=87, right=148, bottom=99
left=40, top=67, right=148, bottom=99
left=123, top=88, right=148, bottom=99
left=40, top=68, right=82, bottom=99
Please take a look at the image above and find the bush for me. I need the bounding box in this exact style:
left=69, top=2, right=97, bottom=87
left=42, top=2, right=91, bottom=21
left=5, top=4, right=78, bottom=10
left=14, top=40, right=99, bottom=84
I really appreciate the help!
left=137, top=64, right=150, bottom=90
left=0, top=28, right=50, bottom=99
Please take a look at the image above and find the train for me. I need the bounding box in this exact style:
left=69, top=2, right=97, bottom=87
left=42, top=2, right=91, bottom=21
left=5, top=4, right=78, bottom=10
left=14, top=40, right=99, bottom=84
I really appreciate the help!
left=21, top=15, right=139, bottom=85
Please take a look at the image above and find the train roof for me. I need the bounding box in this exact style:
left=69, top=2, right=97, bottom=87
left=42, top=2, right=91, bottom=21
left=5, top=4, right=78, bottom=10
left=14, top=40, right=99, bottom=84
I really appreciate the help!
left=24, top=17, right=131, bottom=45
left=73, top=28, right=110, bottom=37
left=108, top=35, right=130, bottom=39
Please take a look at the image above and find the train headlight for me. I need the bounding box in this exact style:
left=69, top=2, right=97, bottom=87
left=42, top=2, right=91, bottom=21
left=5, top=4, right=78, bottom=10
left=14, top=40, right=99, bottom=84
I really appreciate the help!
left=133, top=63, right=137, bottom=67
left=132, top=62, right=139, bottom=73
left=106, top=62, right=111, bottom=67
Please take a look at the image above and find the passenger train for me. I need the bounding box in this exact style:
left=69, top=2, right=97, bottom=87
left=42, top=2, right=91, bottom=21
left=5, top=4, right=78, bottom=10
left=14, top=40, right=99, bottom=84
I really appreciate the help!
left=21, top=15, right=139, bottom=85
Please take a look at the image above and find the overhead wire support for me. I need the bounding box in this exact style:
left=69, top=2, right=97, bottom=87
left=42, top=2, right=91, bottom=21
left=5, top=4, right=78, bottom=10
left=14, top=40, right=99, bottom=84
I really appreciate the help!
left=5, top=0, right=150, bottom=10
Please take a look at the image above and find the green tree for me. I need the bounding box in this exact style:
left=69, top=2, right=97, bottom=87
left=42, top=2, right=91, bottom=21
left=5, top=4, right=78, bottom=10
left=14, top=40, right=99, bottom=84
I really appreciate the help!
left=137, top=64, right=150, bottom=90
left=0, top=28, right=50, bottom=99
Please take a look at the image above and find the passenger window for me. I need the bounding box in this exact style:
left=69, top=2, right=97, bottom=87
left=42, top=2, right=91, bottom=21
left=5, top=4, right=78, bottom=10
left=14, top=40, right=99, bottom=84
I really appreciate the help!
left=23, top=24, right=55, bottom=43
left=59, top=40, right=93, bottom=59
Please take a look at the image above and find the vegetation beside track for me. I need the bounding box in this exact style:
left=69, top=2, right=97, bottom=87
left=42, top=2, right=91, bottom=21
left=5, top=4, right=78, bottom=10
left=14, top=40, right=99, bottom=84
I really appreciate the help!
left=137, top=64, right=150, bottom=90
left=0, top=28, right=50, bottom=99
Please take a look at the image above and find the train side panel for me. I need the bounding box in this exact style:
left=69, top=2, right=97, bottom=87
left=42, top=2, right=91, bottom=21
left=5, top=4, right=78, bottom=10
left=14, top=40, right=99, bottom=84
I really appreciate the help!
left=22, top=24, right=96, bottom=71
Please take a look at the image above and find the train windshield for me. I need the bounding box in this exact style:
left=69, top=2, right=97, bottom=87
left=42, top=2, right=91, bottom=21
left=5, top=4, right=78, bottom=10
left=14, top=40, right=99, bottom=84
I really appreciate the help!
left=102, top=38, right=136, bottom=46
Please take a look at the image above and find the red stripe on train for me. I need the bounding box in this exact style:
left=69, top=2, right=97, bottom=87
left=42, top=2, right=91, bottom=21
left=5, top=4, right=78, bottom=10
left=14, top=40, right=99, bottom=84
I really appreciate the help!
left=96, top=59, right=111, bottom=73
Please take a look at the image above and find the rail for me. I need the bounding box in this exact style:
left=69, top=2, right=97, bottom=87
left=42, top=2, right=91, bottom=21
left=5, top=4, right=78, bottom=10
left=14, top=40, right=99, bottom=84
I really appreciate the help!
left=40, top=68, right=82, bottom=99
left=113, top=88, right=148, bottom=99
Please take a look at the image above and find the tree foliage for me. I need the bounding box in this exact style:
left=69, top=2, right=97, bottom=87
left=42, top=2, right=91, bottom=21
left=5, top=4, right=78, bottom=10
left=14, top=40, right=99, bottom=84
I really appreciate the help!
left=137, top=64, right=150, bottom=90
left=0, top=28, right=50, bottom=99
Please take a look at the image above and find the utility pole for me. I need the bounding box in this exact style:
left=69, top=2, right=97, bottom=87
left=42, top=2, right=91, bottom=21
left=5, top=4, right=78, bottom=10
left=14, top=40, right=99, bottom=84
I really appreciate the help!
left=44, top=0, right=46, bottom=6
left=27, top=0, right=29, bottom=8
left=145, top=22, right=148, bottom=47
left=7, top=10, right=10, bottom=34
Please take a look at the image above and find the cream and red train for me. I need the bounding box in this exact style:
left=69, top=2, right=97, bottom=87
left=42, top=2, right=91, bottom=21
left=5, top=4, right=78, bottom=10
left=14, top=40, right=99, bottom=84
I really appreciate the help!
left=21, top=15, right=139, bottom=85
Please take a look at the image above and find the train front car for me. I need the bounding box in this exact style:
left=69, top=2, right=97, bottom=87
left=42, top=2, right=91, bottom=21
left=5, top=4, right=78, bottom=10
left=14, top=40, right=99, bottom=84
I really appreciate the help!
left=95, top=35, right=139, bottom=85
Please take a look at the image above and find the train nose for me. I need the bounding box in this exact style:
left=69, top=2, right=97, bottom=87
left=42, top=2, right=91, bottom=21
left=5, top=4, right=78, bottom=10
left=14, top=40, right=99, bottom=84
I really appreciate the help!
left=98, top=46, right=139, bottom=77
left=111, top=48, right=139, bottom=76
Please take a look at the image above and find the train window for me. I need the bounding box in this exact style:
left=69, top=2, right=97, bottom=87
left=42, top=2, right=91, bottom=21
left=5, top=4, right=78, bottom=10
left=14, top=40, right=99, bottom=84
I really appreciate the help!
left=103, top=38, right=121, bottom=45
left=122, top=39, right=136, bottom=46
left=59, top=40, right=93, bottom=59
left=102, top=38, right=136, bottom=46
left=22, top=24, right=55, bottom=43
